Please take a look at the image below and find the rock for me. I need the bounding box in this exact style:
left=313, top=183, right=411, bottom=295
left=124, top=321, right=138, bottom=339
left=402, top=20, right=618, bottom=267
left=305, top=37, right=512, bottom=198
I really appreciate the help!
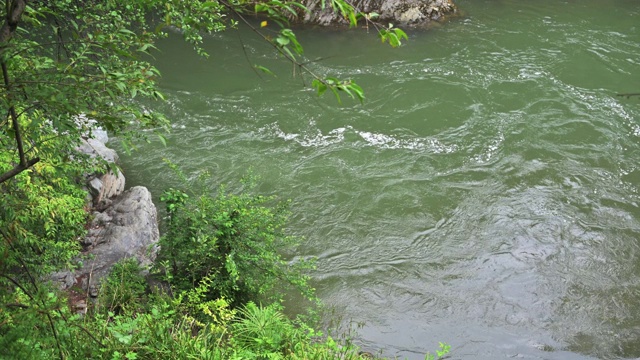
left=87, top=168, right=126, bottom=207
left=51, top=116, right=161, bottom=309
left=92, top=128, right=109, bottom=144
left=75, top=114, right=109, bottom=144
left=52, top=186, right=159, bottom=296
left=297, top=0, right=456, bottom=26
left=77, top=138, right=119, bottom=163
left=76, top=133, right=126, bottom=207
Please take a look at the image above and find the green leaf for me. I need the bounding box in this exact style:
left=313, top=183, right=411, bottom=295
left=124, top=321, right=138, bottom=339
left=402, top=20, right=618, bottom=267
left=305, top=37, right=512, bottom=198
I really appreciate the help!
left=138, top=43, right=156, bottom=53
left=255, top=65, right=275, bottom=76
left=312, top=79, right=328, bottom=97
left=330, top=86, right=341, bottom=104
left=157, top=134, right=167, bottom=147
left=118, top=28, right=135, bottom=36
left=348, top=11, right=357, bottom=27
left=202, top=2, right=219, bottom=9
left=281, top=46, right=295, bottom=60
left=153, top=91, right=165, bottom=101
left=395, top=28, right=409, bottom=41
left=349, top=83, right=365, bottom=102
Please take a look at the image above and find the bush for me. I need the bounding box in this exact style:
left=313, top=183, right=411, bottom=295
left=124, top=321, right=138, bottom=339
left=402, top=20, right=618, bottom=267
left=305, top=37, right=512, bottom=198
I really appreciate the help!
left=156, top=178, right=315, bottom=308
left=0, top=112, right=101, bottom=280
left=232, top=302, right=299, bottom=358
left=97, top=258, right=148, bottom=315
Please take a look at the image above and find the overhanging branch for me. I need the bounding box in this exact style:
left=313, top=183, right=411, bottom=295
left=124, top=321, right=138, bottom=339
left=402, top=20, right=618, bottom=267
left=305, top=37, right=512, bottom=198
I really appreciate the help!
left=0, top=157, right=40, bottom=183
left=0, top=0, right=40, bottom=184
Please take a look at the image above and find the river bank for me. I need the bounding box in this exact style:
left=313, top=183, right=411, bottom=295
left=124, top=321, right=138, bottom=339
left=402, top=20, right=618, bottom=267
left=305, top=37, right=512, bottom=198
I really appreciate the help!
left=51, top=125, right=159, bottom=313
left=116, top=1, right=640, bottom=358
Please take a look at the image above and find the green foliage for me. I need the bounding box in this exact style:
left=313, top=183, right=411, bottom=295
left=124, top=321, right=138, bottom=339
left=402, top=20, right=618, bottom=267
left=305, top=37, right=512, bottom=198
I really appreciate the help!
left=0, top=281, right=101, bottom=360
left=232, top=302, right=298, bottom=357
left=160, top=0, right=229, bottom=57
left=379, top=24, right=409, bottom=48
left=100, top=282, right=236, bottom=359
left=98, top=258, right=148, bottom=315
left=255, top=0, right=307, bottom=27
left=276, top=28, right=304, bottom=60
left=157, top=173, right=316, bottom=308
left=2, top=276, right=444, bottom=360
left=322, top=0, right=359, bottom=27
left=0, top=114, right=100, bottom=359
left=0, top=113, right=95, bottom=279
left=312, top=77, right=365, bottom=104
left=425, top=342, right=452, bottom=360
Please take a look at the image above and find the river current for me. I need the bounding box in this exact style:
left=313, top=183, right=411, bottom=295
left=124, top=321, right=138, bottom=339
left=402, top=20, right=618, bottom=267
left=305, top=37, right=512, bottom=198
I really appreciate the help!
left=118, top=1, right=640, bottom=358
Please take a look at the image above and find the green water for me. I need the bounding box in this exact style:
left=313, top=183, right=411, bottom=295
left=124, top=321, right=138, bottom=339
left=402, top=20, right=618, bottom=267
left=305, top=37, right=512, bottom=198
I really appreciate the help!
left=118, top=1, right=640, bottom=358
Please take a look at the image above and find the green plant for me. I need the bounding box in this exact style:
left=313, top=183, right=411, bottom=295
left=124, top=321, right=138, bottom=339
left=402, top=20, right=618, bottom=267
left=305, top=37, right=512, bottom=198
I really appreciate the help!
left=425, top=342, right=451, bottom=360
left=98, top=258, right=148, bottom=315
left=231, top=301, right=298, bottom=358
left=0, top=112, right=97, bottom=280
left=378, top=24, right=409, bottom=48
left=156, top=172, right=316, bottom=308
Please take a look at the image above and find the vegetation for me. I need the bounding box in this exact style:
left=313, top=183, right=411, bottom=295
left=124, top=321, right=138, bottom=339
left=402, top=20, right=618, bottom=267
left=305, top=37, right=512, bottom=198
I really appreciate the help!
left=0, top=0, right=447, bottom=359
left=158, top=181, right=316, bottom=308
left=0, top=180, right=451, bottom=359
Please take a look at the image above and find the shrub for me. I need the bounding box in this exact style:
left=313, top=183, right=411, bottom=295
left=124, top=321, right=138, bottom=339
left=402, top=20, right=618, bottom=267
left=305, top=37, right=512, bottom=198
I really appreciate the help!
left=156, top=178, right=315, bottom=308
left=231, top=302, right=299, bottom=358
left=97, top=258, right=148, bottom=315
left=0, top=112, right=102, bottom=280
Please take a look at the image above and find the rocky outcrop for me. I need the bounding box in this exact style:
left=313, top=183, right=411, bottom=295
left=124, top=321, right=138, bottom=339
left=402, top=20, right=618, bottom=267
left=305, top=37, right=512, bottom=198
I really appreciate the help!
left=52, top=186, right=159, bottom=292
left=299, top=0, right=456, bottom=26
left=77, top=134, right=126, bottom=208
left=51, top=125, right=159, bottom=313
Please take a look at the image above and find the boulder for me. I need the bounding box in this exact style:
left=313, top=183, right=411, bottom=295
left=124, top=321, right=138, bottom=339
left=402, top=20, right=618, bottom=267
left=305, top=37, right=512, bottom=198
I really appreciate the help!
left=76, top=133, right=126, bottom=207
left=87, top=168, right=126, bottom=208
left=75, top=114, right=109, bottom=144
left=77, top=138, right=118, bottom=163
left=298, top=0, right=456, bottom=26
left=51, top=186, right=159, bottom=298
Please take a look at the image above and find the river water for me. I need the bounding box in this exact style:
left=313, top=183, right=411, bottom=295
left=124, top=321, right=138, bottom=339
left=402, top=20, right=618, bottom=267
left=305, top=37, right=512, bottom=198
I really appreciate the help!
left=118, top=1, right=640, bottom=358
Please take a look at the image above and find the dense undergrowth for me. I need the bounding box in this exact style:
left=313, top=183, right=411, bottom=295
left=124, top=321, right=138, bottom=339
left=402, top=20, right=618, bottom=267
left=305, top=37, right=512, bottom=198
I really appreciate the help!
left=0, top=0, right=452, bottom=358
left=0, top=148, right=450, bottom=359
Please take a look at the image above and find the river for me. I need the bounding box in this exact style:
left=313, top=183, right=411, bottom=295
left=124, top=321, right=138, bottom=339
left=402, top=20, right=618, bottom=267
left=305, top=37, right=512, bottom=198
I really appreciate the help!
left=117, top=1, right=640, bottom=358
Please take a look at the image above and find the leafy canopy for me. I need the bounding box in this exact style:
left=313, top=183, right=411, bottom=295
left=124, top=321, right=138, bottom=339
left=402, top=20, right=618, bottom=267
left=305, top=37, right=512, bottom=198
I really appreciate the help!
left=0, top=0, right=407, bottom=184
left=0, top=2, right=423, bottom=358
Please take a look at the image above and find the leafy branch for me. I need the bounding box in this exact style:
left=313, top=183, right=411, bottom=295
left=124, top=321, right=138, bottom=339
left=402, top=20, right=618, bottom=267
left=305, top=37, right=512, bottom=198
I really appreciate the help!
left=222, top=0, right=368, bottom=104
left=0, top=0, right=40, bottom=184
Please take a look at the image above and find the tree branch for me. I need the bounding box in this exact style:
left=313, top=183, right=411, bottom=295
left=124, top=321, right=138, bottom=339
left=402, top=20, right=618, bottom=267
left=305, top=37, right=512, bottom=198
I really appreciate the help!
left=0, top=0, right=41, bottom=184
left=0, top=0, right=26, bottom=45
left=3, top=62, right=26, bottom=165
left=0, top=156, right=39, bottom=183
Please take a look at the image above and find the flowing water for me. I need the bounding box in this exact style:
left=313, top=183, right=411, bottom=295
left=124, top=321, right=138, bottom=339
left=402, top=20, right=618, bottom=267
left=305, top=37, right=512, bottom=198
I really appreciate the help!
left=117, top=1, right=640, bottom=358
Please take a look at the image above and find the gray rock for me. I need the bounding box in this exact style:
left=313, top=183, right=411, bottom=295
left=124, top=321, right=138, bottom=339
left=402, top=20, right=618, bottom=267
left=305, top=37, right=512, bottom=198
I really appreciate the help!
left=77, top=138, right=119, bottom=163
left=87, top=168, right=126, bottom=207
left=75, top=114, right=109, bottom=144
left=298, top=0, right=456, bottom=26
left=77, top=135, right=126, bottom=206
left=92, top=128, right=109, bottom=144
left=52, top=186, right=159, bottom=296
